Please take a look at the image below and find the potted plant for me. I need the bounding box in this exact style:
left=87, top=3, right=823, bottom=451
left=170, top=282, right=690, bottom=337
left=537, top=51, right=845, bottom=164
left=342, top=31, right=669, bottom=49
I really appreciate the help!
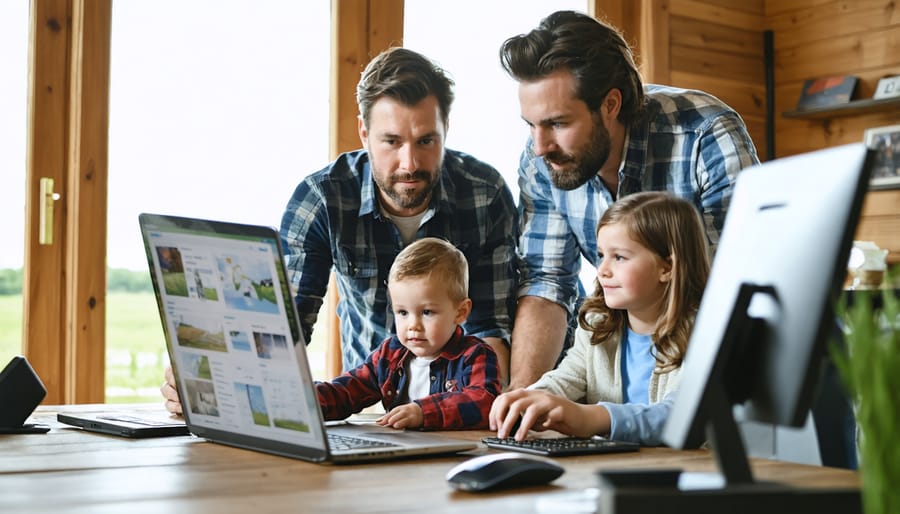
left=831, top=282, right=899, bottom=514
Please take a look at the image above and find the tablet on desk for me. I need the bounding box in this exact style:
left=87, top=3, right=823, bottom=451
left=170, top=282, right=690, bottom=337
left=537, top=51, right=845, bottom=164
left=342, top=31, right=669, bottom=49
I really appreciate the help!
left=57, top=411, right=190, bottom=438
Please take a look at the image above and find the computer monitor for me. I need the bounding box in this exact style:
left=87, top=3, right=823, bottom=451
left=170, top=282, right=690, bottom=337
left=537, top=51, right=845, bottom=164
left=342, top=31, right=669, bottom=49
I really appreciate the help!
left=598, top=144, right=872, bottom=514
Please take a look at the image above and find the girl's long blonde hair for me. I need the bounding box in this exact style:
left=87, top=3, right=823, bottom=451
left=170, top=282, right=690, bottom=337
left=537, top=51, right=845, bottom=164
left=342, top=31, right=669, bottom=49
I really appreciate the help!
left=578, top=192, right=711, bottom=372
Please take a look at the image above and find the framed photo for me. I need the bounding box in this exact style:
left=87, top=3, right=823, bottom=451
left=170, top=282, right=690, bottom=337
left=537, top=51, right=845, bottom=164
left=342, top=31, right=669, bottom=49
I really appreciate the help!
left=873, top=74, right=900, bottom=100
left=795, top=75, right=858, bottom=110
left=863, top=124, right=900, bottom=190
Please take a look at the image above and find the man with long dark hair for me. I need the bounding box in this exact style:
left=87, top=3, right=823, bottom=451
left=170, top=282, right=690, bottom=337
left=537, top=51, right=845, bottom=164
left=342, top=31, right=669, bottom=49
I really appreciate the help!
left=502, top=11, right=759, bottom=389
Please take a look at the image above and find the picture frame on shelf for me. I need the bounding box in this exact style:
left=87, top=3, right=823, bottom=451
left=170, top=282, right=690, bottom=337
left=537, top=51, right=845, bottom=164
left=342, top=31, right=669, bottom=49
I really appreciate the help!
left=795, top=75, right=858, bottom=111
left=864, top=124, right=900, bottom=190
left=873, top=74, right=900, bottom=100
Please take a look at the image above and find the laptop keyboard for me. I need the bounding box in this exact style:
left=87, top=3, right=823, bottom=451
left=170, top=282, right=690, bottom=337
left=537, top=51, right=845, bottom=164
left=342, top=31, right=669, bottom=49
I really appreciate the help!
left=481, top=436, right=639, bottom=457
left=327, top=432, right=399, bottom=451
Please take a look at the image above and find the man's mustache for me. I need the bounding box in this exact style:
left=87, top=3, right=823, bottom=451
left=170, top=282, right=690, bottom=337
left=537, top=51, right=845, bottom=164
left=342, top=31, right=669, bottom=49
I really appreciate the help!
left=544, top=152, right=573, bottom=165
left=393, top=171, right=432, bottom=182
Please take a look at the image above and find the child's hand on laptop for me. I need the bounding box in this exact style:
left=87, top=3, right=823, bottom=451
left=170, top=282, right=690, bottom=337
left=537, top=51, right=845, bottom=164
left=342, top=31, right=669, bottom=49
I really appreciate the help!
left=376, top=403, right=423, bottom=429
left=161, top=365, right=184, bottom=415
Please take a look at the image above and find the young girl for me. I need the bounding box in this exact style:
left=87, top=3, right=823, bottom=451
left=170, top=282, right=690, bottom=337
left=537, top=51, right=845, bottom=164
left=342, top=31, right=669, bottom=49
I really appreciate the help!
left=490, top=191, right=710, bottom=445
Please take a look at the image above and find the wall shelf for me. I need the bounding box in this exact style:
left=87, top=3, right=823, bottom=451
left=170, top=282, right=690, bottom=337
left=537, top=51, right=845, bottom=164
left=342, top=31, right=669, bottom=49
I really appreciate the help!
left=782, top=96, right=900, bottom=120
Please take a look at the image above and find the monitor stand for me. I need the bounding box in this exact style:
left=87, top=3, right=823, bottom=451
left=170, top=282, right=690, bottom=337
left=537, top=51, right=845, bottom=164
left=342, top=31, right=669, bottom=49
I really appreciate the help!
left=595, top=343, right=861, bottom=514
left=596, top=284, right=861, bottom=513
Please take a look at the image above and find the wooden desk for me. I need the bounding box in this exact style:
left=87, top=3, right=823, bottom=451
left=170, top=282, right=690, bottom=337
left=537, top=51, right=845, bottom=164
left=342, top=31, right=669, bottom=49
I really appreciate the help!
left=1, top=405, right=859, bottom=514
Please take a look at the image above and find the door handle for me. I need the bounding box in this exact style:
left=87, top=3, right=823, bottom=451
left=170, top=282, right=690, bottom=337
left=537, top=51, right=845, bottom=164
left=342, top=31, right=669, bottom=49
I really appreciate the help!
left=39, top=177, right=60, bottom=245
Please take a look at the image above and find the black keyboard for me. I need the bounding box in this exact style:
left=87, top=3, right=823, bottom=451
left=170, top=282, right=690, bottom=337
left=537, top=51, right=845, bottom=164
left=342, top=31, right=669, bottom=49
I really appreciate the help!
left=327, top=432, right=398, bottom=451
left=482, top=437, right=640, bottom=457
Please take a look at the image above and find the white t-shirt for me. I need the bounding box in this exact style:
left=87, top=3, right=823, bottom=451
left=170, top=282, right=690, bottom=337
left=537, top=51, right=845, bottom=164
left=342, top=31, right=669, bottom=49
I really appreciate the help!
left=382, top=209, right=426, bottom=246
left=407, top=356, right=435, bottom=399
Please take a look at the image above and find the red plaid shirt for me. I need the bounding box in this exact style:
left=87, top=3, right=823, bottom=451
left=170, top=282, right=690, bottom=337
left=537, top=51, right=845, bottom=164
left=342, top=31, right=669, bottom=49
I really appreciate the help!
left=315, top=326, right=500, bottom=429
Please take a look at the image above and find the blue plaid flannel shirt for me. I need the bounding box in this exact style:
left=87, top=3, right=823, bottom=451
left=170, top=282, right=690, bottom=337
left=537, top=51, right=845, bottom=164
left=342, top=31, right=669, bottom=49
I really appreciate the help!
left=280, top=149, right=518, bottom=371
left=518, top=84, right=760, bottom=315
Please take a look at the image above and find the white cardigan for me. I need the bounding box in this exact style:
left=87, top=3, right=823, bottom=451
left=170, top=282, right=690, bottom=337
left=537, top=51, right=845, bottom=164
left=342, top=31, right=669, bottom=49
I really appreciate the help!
left=529, top=321, right=681, bottom=406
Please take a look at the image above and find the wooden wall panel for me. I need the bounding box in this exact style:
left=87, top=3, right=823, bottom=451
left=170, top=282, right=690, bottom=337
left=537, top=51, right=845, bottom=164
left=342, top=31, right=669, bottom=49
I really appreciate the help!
left=670, top=71, right=765, bottom=119
left=766, top=0, right=900, bottom=47
left=700, top=0, right=765, bottom=14
left=669, top=0, right=764, bottom=30
left=768, top=0, right=900, bottom=264
left=670, top=15, right=763, bottom=56
left=775, top=27, right=900, bottom=84
left=666, top=1, right=767, bottom=158
left=670, top=44, right=764, bottom=83
left=765, top=0, right=831, bottom=16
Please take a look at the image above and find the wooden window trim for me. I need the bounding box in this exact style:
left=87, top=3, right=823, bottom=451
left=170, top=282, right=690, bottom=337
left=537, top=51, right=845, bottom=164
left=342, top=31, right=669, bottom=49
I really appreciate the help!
left=324, top=0, right=403, bottom=379
left=24, top=0, right=110, bottom=404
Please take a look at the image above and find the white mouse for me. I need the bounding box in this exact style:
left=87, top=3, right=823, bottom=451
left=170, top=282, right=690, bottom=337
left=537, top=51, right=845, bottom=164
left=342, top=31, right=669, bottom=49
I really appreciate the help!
left=446, top=452, right=564, bottom=492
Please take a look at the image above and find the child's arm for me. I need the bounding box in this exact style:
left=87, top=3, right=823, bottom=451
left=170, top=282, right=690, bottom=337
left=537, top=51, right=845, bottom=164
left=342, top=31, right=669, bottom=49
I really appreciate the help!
left=413, top=341, right=501, bottom=430
left=315, top=346, right=386, bottom=421
left=599, top=395, right=674, bottom=446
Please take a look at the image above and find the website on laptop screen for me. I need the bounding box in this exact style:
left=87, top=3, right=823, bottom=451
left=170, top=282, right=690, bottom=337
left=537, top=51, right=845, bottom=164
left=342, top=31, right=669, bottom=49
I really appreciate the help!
left=142, top=219, right=326, bottom=450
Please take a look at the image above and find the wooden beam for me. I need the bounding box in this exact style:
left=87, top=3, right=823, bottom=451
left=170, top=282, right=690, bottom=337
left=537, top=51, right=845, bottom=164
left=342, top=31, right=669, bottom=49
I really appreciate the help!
left=65, top=0, right=111, bottom=403
left=331, top=0, right=404, bottom=157
left=23, top=0, right=72, bottom=404
left=639, top=0, right=671, bottom=84
left=326, top=0, right=404, bottom=379
left=23, top=0, right=110, bottom=404
left=590, top=0, right=672, bottom=84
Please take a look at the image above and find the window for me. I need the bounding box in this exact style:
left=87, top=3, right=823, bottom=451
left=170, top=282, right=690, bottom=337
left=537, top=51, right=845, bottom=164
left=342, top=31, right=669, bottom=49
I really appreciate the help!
left=0, top=2, right=28, bottom=368
left=106, top=1, right=330, bottom=401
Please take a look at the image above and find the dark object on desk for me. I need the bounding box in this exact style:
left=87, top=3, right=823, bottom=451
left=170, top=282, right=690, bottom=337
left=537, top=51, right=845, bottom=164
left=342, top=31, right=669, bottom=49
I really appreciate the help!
left=597, top=468, right=682, bottom=488
left=0, top=356, right=50, bottom=434
left=57, top=411, right=190, bottom=438
left=482, top=436, right=639, bottom=457
left=446, top=452, right=564, bottom=492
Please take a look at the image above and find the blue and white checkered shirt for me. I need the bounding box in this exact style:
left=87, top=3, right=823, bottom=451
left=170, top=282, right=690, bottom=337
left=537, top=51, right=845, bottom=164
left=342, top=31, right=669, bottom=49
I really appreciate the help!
left=280, top=149, right=518, bottom=371
left=517, top=84, right=760, bottom=315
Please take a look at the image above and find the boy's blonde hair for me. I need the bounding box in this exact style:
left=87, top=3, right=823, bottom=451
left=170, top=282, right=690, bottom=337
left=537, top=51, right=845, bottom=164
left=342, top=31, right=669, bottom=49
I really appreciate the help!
left=579, top=191, right=711, bottom=372
left=388, top=238, right=469, bottom=303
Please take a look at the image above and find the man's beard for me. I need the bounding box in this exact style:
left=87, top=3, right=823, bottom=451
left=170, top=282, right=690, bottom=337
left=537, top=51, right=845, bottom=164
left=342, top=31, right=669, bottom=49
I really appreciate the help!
left=373, top=168, right=439, bottom=211
left=545, top=116, right=611, bottom=191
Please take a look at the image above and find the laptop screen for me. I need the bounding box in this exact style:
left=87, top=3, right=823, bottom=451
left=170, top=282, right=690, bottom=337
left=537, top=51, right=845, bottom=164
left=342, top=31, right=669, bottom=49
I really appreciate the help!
left=139, top=213, right=330, bottom=459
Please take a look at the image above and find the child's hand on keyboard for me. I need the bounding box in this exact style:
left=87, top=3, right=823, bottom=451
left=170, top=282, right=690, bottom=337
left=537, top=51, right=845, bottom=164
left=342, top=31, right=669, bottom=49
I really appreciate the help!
left=489, top=389, right=613, bottom=440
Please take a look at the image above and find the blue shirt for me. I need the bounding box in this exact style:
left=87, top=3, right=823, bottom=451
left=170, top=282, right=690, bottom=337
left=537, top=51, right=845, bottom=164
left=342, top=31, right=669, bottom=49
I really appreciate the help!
left=605, top=328, right=672, bottom=446
left=280, top=149, right=518, bottom=371
left=621, top=327, right=654, bottom=403
left=517, top=84, right=760, bottom=315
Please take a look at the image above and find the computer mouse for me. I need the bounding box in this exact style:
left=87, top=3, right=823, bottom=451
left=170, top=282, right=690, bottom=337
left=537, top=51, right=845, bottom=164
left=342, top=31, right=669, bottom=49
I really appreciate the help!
left=446, top=452, right=564, bottom=492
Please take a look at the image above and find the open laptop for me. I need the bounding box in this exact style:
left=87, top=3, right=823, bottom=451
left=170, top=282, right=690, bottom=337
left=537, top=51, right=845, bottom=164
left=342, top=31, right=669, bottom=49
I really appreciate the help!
left=133, top=212, right=477, bottom=463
